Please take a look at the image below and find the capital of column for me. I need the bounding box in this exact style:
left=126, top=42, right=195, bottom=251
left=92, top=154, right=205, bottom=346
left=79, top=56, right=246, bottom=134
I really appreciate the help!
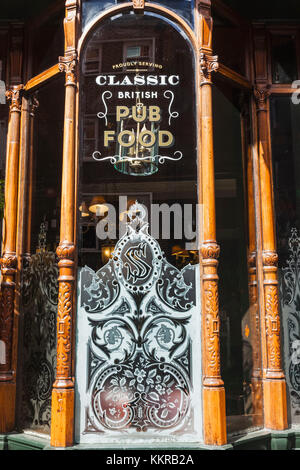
left=199, top=52, right=219, bottom=85
left=254, top=85, right=271, bottom=112
left=59, top=53, right=77, bottom=86
left=5, top=84, right=24, bottom=113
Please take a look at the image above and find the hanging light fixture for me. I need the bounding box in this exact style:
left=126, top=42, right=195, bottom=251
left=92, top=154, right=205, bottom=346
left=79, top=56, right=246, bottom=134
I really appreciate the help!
left=114, top=97, right=159, bottom=176
left=88, top=196, right=109, bottom=216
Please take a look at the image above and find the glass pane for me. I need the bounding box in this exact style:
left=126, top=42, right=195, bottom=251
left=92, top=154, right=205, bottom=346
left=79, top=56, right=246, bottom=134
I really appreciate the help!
left=82, top=0, right=195, bottom=31
left=271, top=34, right=298, bottom=84
left=76, top=12, right=201, bottom=444
left=213, top=82, right=263, bottom=435
left=18, top=77, right=64, bottom=434
left=270, top=95, right=300, bottom=424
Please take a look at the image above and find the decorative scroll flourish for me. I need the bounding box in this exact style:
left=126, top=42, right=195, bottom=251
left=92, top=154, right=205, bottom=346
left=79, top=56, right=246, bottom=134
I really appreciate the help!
left=262, top=249, right=282, bottom=372
left=279, top=228, right=300, bottom=422
left=0, top=252, right=17, bottom=374
left=265, top=284, right=281, bottom=370
left=97, top=91, right=112, bottom=126
left=92, top=151, right=183, bottom=165
left=21, top=249, right=58, bottom=432
left=56, top=281, right=73, bottom=378
left=164, top=90, right=179, bottom=126
left=200, top=242, right=221, bottom=380
left=281, top=228, right=300, bottom=305
left=79, top=202, right=197, bottom=434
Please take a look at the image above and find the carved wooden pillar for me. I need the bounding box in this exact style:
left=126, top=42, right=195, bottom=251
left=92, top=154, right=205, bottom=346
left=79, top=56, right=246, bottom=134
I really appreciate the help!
left=0, top=84, right=23, bottom=432
left=253, top=26, right=288, bottom=430
left=196, top=0, right=227, bottom=445
left=50, top=0, right=79, bottom=448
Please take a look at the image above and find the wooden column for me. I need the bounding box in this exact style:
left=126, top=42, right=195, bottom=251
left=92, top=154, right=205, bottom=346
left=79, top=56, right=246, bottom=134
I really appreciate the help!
left=14, top=94, right=38, bottom=427
left=196, top=0, right=227, bottom=445
left=50, top=0, right=79, bottom=448
left=242, top=102, right=263, bottom=425
left=253, top=26, right=288, bottom=430
left=0, top=84, right=23, bottom=432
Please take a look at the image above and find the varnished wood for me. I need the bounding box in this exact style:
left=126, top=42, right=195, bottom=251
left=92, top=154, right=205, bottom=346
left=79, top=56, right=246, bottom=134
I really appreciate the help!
left=50, top=0, right=79, bottom=448
left=0, top=84, right=23, bottom=432
left=14, top=94, right=36, bottom=427
left=196, top=0, right=227, bottom=446
left=252, top=26, right=288, bottom=430
left=241, top=99, right=263, bottom=426
left=24, top=64, right=61, bottom=92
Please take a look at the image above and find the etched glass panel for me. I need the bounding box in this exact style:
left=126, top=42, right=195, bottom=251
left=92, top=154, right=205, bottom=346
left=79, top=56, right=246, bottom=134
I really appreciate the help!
left=76, top=12, right=200, bottom=444
left=75, top=203, right=201, bottom=442
left=271, top=95, right=300, bottom=424
left=18, top=77, right=64, bottom=434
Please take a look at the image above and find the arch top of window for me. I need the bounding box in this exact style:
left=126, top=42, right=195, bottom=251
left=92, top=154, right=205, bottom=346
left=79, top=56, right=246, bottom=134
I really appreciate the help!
left=78, top=2, right=197, bottom=57
left=81, top=0, right=195, bottom=34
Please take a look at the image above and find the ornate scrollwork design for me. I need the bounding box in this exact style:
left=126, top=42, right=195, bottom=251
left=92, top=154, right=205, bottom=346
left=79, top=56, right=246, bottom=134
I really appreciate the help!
left=203, top=280, right=221, bottom=378
left=0, top=252, right=17, bottom=275
left=265, top=284, right=282, bottom=371
left=55, top=281, right=72, bottom=380
left=59, top=53, right=77, bottom=86
left=199, top=52, right=219, bottom=85
left=263, top=250, right=278, bottom=267
left=21, top=248, right=58, bottom=431
left=201, top=242, right=220, bottom=260
left=56, top=242, right=75, bottom=261
left=78, top=203, right=198, bottom=435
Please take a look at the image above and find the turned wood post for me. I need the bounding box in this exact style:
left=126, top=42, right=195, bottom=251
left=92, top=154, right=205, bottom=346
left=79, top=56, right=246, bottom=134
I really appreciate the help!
left=50, top=0, right=79, bottom=448
left=253, top=26, right=288, bottom=430
left=243, top=105, right=263, bottom=425
left=254, top=86, right=288, bottom=429
left=0, top=84, right=23, bottom=432
left=196, top=0, right=227, bottom=445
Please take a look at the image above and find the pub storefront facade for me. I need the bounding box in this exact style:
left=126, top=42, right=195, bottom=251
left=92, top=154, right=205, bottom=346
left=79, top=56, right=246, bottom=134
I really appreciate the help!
left=0, top=0, right=300, bottom=450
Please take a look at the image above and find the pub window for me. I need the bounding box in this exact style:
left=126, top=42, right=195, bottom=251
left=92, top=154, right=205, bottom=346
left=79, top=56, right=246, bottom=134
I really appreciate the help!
left=213, top=80, right=263, bottom=435
left=18, top=76, right=64, bottom=434
left=270, top=95, right=300, bottom=426
left=76, top=11, right=201, bottom=444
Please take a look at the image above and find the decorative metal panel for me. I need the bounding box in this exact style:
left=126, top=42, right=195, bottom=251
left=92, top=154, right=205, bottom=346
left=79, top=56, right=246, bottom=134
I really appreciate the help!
left=20, top=238, right=58, bottom=433
left=75, top=202, right=202, bottom=443
left=280, top=228, right=300, bottom=424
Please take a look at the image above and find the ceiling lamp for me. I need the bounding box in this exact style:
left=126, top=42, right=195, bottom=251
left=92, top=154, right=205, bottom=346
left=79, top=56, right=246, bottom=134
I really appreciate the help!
left=114, top=99, right=159, bottom=177
left=88, top=196, right=109, bottom=216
